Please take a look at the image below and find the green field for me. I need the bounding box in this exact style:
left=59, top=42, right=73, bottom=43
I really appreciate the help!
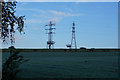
left=2, top=50, right=119, bottom=79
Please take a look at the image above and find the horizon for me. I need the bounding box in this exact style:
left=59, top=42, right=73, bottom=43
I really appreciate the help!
left=1, top=47, right=119, bottom=49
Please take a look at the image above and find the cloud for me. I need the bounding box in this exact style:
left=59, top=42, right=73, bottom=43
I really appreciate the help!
left=17, top=8, right=45, bottom=14
left=49, top=10, right=84, bottom=17
left=25, top=18, right=42, bottom=24
left=33, top=26, right=39, bottom=31
left=17, top=7, right=83, bottom=17
left=17, top=6, right=84, bottom=23
left=17, top=7, right=84, bottom=23
left=47, top=10, right=84, bottom=22
left=21, top=2, right=26, bottom=5
left=65, top=8, right=73, bottom=12
left=49, top=10, right=66, bottom=16
left=47, top=17, right=62, bottom=22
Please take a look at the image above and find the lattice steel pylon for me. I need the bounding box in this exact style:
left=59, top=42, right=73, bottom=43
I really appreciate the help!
left=45, top=21, right=56, bottom=49
left=71, top=22, right=77, bottom=49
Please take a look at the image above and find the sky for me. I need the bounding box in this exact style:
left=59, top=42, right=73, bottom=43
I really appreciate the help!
left=2, top=2, right=118, bottom=49
left=16, top=0, right=120, bottom=2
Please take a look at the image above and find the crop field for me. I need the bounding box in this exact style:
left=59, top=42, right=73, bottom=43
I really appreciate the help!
left=2, top=51, right=119, bottom=79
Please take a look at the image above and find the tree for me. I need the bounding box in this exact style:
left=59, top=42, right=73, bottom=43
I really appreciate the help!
left=1, top=0, right=25, bottom=45
left=1, top=1, right=28, bottom=80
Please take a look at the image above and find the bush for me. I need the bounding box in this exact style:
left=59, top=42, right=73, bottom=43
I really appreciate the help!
left=2, top=46, right=29, bottom=80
